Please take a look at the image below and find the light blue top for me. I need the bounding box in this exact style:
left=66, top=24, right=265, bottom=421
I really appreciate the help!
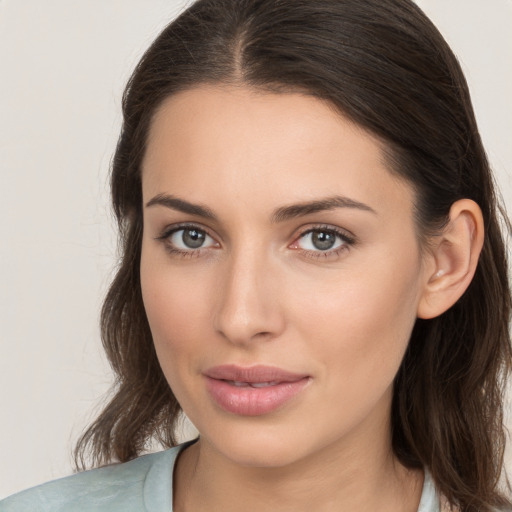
left=1, top=442, right=441, bottom=511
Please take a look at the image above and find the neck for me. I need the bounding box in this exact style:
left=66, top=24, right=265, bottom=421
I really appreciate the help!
left=174, top=420, right=424, bottom=512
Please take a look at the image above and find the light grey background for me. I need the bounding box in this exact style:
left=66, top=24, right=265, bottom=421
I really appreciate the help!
left=1, top=0, right=511, bottom=499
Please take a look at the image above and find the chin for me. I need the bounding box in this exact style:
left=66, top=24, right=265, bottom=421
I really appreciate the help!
left=198, top=419, right=322, bottom=469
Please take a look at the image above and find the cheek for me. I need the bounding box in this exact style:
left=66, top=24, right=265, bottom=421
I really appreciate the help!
left=140, top=248, right=213, bottom=368
left=140, top=266, right=213, bottom=413
left=288, top=254, right=422, bottom=386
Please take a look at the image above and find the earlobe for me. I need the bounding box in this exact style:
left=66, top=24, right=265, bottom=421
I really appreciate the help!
left=417, top=199, right=484, bottom=320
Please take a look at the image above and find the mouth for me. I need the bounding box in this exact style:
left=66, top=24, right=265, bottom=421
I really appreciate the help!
left=203, top=365, right=310, bottom=416
left=226, top=380, right=282, bottom=388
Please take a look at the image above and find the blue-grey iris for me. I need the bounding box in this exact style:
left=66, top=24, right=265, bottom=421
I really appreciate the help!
left=183, top=229, right=205, bottom=248
left=312, top=231, right=336, bottom=250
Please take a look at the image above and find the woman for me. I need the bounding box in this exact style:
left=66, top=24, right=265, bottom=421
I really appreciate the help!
left=2, top=0, right=511, bottom=510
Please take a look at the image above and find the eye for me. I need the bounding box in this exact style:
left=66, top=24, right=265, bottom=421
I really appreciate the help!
left=290, top=226, right=354, bottom=257
left=157, top=225, right=219, bottom=255
left=299, top=230, right=343, bottom=251
left=170, top=227, right=215, bottom=250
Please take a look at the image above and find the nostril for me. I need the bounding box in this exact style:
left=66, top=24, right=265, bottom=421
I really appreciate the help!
left=213, top=307, right=282, bottom=346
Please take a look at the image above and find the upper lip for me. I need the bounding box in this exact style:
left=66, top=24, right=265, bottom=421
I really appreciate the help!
left=204, top=364, right=308, bottom=383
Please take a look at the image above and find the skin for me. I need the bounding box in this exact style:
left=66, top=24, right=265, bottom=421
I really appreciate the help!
left=140, top=85, right=436, bottom=511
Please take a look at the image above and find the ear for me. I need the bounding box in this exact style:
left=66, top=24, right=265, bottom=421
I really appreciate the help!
left=417, top=199, right=484, bottom=320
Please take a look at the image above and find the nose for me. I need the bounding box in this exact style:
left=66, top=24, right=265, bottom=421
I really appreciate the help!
left=213, top=248, right=285, bottom=346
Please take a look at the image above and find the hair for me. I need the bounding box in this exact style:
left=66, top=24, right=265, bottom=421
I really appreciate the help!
left=74, top=0, right=512, bottom=510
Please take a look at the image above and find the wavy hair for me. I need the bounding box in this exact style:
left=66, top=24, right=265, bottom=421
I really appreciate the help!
left=75, top=1, right=512, bottom=510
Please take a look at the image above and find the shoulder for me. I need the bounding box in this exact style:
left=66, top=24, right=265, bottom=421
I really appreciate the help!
left=0, top=445, right=183, bottom=512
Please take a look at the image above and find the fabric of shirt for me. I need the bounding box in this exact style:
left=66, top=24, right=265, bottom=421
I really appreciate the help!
left=1, top=442, right=441, bottom=511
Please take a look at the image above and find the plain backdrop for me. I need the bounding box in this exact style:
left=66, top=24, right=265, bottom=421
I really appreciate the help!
left=1, top=0, right=511, bottom=499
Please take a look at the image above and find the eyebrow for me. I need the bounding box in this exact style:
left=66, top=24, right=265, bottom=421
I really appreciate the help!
left=271, top=195, right=376, bottom=222
left=146, top=194, right=217, bottom=220
left=145, top=193, right=376, bottom=222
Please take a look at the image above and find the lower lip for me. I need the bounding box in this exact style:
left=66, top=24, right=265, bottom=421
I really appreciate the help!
left=205, top=377, right=310, bottom=416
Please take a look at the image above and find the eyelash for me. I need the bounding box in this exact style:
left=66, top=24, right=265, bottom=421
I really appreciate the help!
left=292, top=225, right=355, bottom=260
left=155, top=223, right=356, bottom=260
left=155, top=223, right=217, bottom=259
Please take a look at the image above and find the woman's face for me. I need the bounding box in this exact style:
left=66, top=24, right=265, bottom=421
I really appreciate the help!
left=140, top=85, right=430, bottom=468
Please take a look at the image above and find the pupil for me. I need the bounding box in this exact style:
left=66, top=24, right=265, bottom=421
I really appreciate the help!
left=183, top=229, right=205, bottom=249
left=312, top=231, right=335, bottom=250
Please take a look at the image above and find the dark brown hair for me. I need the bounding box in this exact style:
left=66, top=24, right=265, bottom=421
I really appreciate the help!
left=75, top=1, right=512, bottom=510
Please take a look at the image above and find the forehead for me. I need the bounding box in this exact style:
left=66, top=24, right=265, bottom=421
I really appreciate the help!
left=142, top=85, right=414, bottom=221
left=145, top=85, right=379, bottom=166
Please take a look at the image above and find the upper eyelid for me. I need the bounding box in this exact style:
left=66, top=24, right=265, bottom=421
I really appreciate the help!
left=293, top=224, right=356, bottom=242
left=156, top=222, right=218, bottom=240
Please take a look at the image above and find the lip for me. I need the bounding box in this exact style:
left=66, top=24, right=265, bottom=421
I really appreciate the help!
left=204, top=365, right=310, bottom=416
